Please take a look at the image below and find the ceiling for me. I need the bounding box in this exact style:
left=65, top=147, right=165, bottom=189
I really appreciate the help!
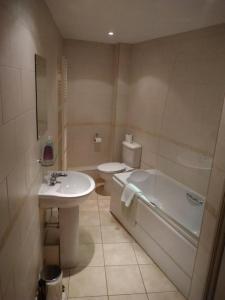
left=45, top=0, right=225, bottom=44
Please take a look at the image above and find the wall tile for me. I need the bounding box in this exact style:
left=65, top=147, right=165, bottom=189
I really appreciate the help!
left=14, top=224, right=40, bottom=300
left=0, top=96, right=3, bottom=126
left=213, top=101, right=225, bottom=171
left=111, top=44, right=130, bottom=161
left=0, top=66, right=22, bottom=123
left=64, top=40, right=114, bottom=167
left=67, top=90, right=113, bottom=124
left=161, top=81, right=210, bottom=152
left=21, top=69, right=36, bottom=112
left=128, top=129, right=159, bottom=168
left=7, top=158, right=27, bottom=220
left=15, top=110, right=37, bottom=159
left=114, top=93, right=129, bottom=125
left=10, top=21, right=36, bottom=71
left=0, top=8, right=12, bottom=66
left=202, top=205, right=222, bottom=251
left=24, top=143, right=40, bottom=188
left=0, top=222, right=20, bottom=296
left=111, top=126, right=126, bottom=161
left=158, top=155, right=210, bottom=196
left=0, top=179, right=10, bottom=241
left=206, top=167, right=225, bottom=215
left=2, top=274, right=16, bottom=300
left=0, top=121, right=16, bottom=182
left=67, top=125, right=112, bottom=168
left=128, top=78, right=167, bottom=134
left=189, top=274, right=205, bottom=300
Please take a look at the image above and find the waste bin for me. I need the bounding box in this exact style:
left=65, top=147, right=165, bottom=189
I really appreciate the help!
left=38, top=265, right=62, bottom=300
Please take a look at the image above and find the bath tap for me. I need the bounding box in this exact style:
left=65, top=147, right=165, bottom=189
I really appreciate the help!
left=49, top=172, right=67, bottom=186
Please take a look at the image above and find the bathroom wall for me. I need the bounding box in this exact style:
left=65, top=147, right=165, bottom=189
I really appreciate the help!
left=111, top=44, right=131, bottom=162
left=189, top=94, right=225, bottom=299
left=0, top=1, right=62, bottom=299
left=127, top=24, right=225, bottom=196
left=64, top=40, right=115, bottom=169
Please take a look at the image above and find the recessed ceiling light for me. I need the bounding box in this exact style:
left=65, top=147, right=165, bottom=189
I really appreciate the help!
left=108, top=31, right=114, bottom=36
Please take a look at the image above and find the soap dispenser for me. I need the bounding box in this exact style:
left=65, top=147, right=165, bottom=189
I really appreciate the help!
left=41, top=136, right=54, bottom=166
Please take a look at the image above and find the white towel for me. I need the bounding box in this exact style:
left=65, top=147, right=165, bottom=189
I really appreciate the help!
left=121, top=183, right=141, bottom=207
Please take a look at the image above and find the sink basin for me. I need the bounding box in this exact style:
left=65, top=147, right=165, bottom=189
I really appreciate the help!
left=39, top=171, right=95, bottom=208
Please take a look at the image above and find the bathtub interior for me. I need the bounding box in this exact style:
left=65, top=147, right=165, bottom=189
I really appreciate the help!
left=116, top=169, right=205, bottom=238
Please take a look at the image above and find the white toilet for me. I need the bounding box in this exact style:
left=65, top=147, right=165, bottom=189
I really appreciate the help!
left=97, top=141, right=142, bottom=195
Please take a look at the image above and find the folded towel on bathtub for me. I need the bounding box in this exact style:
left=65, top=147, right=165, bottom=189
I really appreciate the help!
left=121, top=183, right=142, bottom=207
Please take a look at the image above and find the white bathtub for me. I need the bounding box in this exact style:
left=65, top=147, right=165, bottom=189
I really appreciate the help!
left=111, top=169, right=205, bottom=298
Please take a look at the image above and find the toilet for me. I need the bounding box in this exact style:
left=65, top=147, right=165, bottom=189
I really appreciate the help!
left=97, top=141, right=142, bottom=195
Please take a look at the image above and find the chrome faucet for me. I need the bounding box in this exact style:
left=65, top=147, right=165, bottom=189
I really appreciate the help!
left=49, top=172, right=67, bottom=186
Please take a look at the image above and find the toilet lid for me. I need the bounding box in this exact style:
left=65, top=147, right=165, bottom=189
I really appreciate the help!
left=98, top=162, right=126, bottom=174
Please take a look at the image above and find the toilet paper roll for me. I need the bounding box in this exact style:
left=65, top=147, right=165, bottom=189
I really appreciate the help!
left=94, top=137, right=102, bottom=143
left=125, top=134, right=133, bottom=143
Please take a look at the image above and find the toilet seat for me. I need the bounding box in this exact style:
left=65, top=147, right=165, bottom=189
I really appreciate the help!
left=97, top=162, right=126, bottom=174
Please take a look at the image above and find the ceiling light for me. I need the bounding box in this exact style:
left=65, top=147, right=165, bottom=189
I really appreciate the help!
left=108, top=31, right=114, bottom=36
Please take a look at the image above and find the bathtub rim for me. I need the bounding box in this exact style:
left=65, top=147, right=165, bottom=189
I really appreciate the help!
left=113, top=171, right=200, bottom=247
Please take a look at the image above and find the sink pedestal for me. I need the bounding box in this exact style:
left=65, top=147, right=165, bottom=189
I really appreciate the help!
left=59, top=206, right=79, bottom=268
left=38, top=171, right=95, bottom=268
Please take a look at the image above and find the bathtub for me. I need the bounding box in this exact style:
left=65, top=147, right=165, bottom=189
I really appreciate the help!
left=110, top=169, right=205, bottom=298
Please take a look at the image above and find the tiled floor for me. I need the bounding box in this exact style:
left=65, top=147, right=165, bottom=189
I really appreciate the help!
left=62, top=190, right=186, bottom=300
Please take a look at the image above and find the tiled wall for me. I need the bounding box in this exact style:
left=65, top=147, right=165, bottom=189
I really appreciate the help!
left=127, top=24, right=225, bottom=196
left=0, top=1, right=62, bottom=299
left=64, top=25, right=225, bottom=196
left=189, top=91, right=225, bottom=299
left=64, top=40, right=115, bottom=169
left=111, top=44, right=131, bottom=162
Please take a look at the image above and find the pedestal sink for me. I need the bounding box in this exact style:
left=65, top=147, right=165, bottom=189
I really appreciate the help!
left=38, top=171, right=95, bottom=268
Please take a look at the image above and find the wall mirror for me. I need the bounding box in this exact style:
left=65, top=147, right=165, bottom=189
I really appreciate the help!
left=35, top=54, right=47, bottom=140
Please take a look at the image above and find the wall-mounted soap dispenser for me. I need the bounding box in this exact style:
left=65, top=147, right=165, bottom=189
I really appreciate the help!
left=39, top=136, right=55, bottom=166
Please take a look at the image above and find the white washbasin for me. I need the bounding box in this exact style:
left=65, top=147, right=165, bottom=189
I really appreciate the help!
left=39, top=171, right=95, bottom=208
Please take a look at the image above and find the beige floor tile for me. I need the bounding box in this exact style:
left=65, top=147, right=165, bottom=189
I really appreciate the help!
left=99, top=194, right=111, bottom=200
left=147, top=291, right=186, bottom=300
left=78, top=244, right=104, bottom=267
left=86, top=190, right=98, bottom=201
left=80, top=199, right=98, bottom=211
left=98, top=198, right=110, bottom=211
left=106, top=265, right=145, bottom=295
left=79, top=226, right=102, bottom=244
left=101, top=225, right=133, bottom=243
left=103, top=243, right=137, bottom=266
left=71, top=297, right=108, bottom=300
left=69, top=267, right=107, bottom=298
left=109, top=295, right=148, bottom=300
left=140, top=265, right=177, bottom=293
left=100, top=211, right=118, bottom=226
left=80, top=211, right=100, bottom=226
left=132, top=243, right=154, bottom=265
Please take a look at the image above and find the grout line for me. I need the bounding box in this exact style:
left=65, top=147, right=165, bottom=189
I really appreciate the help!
left=66, top=263, right=153, bottom=268
left=67, top=296, right=108, bottom=299
left=97, top=191, right=110, bottom=297
left=131, top=242, right=149, bottom=296
left=67, top=269, right=71, bottom=299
